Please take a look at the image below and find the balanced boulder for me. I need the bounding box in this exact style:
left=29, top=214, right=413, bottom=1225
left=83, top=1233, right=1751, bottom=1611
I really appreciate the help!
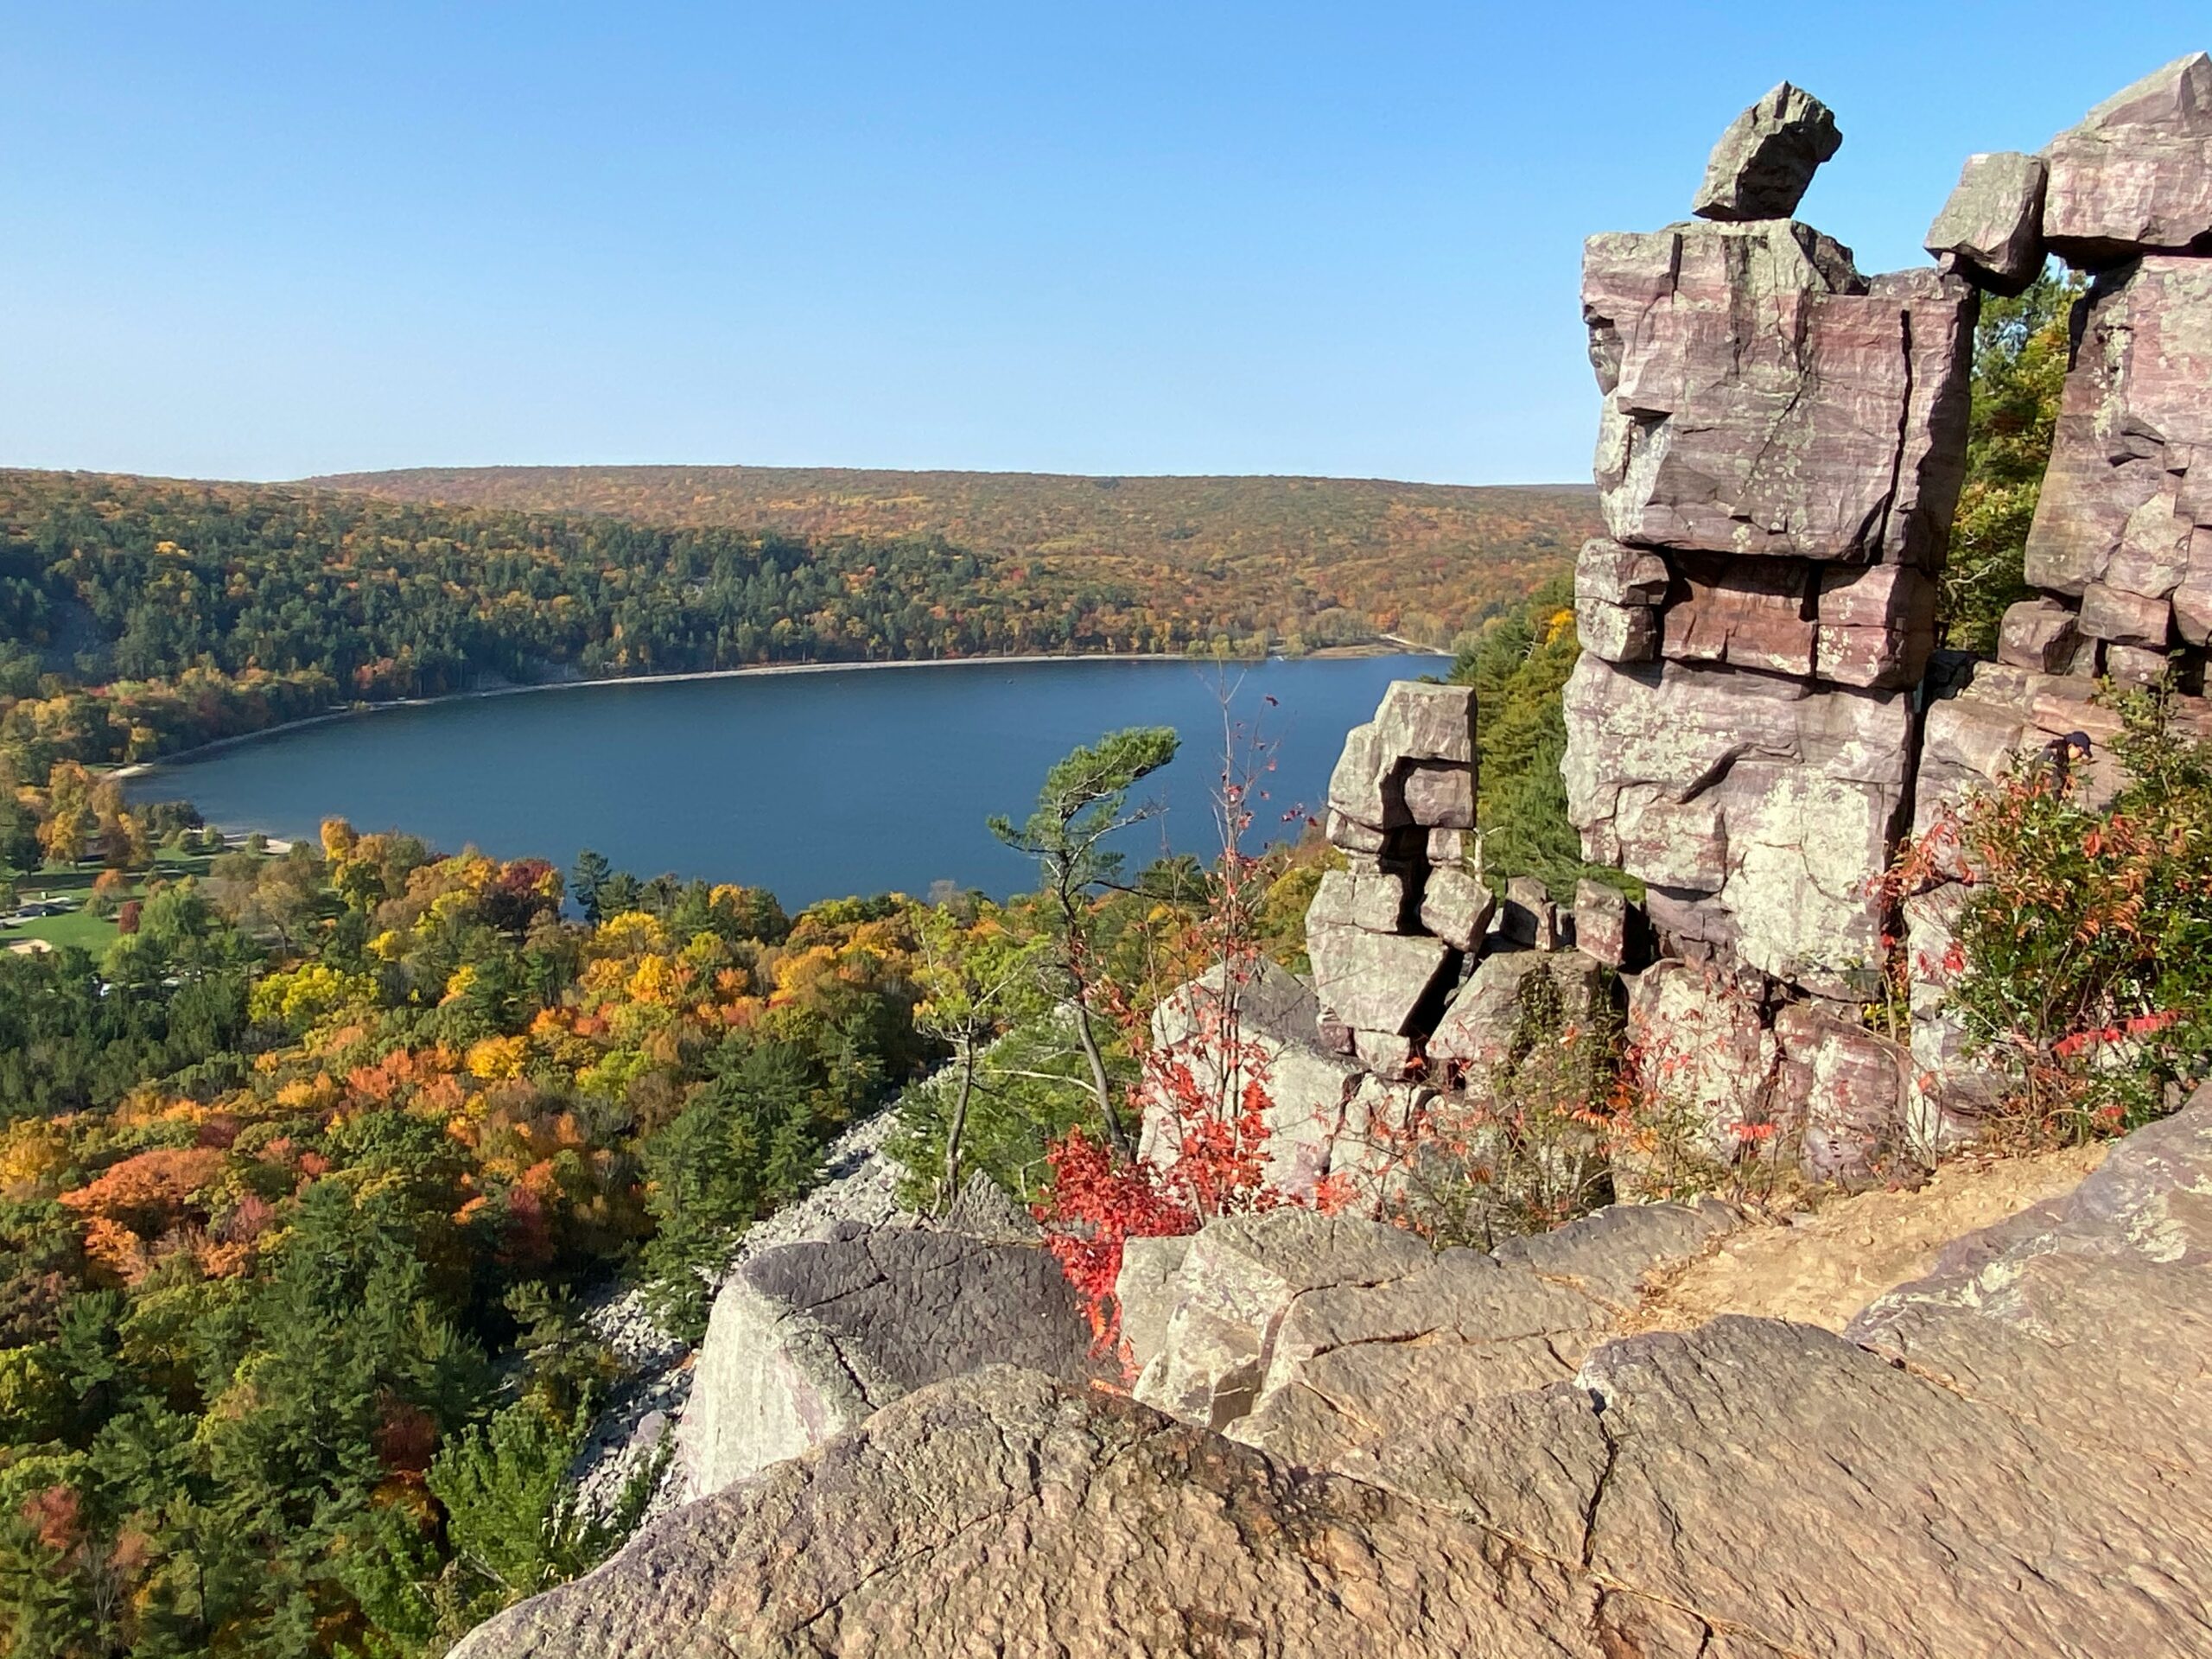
left=1690, top=81, right=1841, bottom=222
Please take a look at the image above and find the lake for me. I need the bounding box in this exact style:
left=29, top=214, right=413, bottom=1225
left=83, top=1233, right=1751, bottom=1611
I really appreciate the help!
left=125, top=655, right=1444, bottom=907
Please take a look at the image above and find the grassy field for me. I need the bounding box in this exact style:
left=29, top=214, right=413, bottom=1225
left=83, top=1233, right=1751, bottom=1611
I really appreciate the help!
left=3, top=843, right=270, bottom=955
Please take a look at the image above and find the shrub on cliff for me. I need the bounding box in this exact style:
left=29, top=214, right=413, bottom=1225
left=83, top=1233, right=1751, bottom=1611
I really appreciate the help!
left=1912, top=690, right=2212, bottom=1140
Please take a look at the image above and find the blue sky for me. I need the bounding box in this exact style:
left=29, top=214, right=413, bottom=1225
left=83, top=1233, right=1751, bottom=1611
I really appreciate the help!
left=1, top=4, right=2204, bottom=486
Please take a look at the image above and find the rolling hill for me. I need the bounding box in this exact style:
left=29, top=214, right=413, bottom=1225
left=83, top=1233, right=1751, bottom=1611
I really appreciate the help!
left=306, top=466, right=1599, bottom=649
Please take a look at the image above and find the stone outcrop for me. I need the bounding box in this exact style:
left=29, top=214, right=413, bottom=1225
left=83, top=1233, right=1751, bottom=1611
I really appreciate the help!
left=1140, top=957, right=1404, bottom=1204
left=1120, top=1202, right=1738, bottom=1471
left=2042, top=52, right=2212, bottom=265
left=1569, top=106, right=1975, bottom=1044
left=2022, top=254, right=2212, bottom=654
left=1289, top=679, right=1621, bottom=1172
left=467, top=1090, right=2212, bottom=1659
left=678, top=1223, right=1108, bottom=1497
left=1886, top=60, right=2212, bottom=1114
left=1308, top=681, right=1478, bottom=1072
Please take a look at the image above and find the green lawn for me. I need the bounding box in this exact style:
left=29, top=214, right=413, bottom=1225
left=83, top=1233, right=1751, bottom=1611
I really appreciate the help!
left=3, top=844, right=269, bottom=955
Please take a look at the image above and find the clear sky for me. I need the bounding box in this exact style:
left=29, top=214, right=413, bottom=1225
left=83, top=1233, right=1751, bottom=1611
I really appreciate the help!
left=1, top=4, right=2204, bottom=486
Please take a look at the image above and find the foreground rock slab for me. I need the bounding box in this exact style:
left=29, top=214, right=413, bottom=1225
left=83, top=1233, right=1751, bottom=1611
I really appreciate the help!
left=454, top=1365, right=1726, bottom=1659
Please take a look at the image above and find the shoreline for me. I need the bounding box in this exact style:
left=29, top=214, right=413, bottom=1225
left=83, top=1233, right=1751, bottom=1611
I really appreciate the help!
left=110, top=644, right=1450, bottom=783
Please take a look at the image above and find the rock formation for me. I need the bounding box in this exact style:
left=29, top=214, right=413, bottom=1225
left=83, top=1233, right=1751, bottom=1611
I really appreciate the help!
left=1307, top=682, right=1481, bottom=1075
left=1561, top=59, right=2212, bottom=1165
left=677, top=1220, right=1103, bottom=1501
left=1690, top=82, right=1841, bottom=223
left=1901, top=52, right=2212, bottom=1116
left=455, top=1088, right=2212, bottom=1659
left=1568, top=105, right=1974, bottom=1014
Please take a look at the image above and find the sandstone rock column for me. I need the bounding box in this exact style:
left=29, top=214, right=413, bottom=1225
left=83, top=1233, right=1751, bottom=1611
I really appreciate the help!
left=1307, top=681, right=1480, bottom=1075
left=1905, top=54, right=2212, bottom=1130
left=1565, top=86, right=1976, bottom=1004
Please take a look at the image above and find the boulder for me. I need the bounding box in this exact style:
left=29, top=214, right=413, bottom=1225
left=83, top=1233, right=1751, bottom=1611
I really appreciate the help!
left=1996, top=595, right=2086, bottom=671
left=1426, top=950, right=1611, bottom=1082
left=1371, top=679, right=1476, bottom=766
left=1124, top=1212, right=1433, bottom=1427
left=1570, top=877, right=1632, bottom=969
left=1924, top=150, right=2049, bottom=294
left=1306, top=868, right=1405, bottom=934
left=1306, top=923, right=1456, bottom=1039
left=1770, top=1002, right=1908, bottom=1181
left=2105, top=642, right=2173, bottom=685
left=1128, top=1203, right=1738, bottom=1474
left=1497, top=874, right=1557, bottom=949
left=677, top=1226, right=1107, bottom=1497
left=1690, top=81, right=1842, bottom=222
left=1415, top=864, right=1493, bottom=952
left=1400, top=761, right=1473, bottom=829
left=1624, top=961, right=1778, bottom=1162
left=2042, top=52, right=2212, bottom=265
left=1584, top=222, right=1974, bottom=568
left=1563, top=654, right=1912, bottom=999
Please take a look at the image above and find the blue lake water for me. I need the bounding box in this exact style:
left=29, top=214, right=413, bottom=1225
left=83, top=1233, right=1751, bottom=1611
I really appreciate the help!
left=126, top=656, right=1442, bottom=907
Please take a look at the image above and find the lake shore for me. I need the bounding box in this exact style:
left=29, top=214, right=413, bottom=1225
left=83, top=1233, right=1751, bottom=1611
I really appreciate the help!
left=108, top=645, right=1449, bottom=784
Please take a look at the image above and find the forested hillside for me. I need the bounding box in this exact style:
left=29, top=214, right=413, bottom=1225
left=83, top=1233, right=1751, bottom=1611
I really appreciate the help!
left=308, top=467, right=1596, bottom=650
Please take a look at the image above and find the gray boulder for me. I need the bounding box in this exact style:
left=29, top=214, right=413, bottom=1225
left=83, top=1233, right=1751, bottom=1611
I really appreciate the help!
left=677, top=1225, right=1106, bottom=1497
left=1691, top=81, right=1842, bottom=223
left=1924, top=150, right=2048, bottom=295
left=1415, top=864, right=1493, bottom=951
left=1996, top=594, right=2087, bottom=671
left=1306, top=922, right=1455, bottom=1039
left=1425, top=949, right=1610, bottom=1082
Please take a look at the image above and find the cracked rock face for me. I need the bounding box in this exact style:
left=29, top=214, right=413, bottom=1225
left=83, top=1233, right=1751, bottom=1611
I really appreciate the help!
left=453, top=1363, right=1726, bottom=1659
left=676, top=1225, right=1108, bottom=1498
left=1925, top=149, right=2050, bottom=295
left=2022, top=254, right=2212, bottom=648
left=1309, top=680, right=1477, bottom=1070
left=1562, top=654, right=1910, bottom=998
left=1583, top=222, right=1974, bottom=568
left=458, top=1092, right=2212, bottom=1659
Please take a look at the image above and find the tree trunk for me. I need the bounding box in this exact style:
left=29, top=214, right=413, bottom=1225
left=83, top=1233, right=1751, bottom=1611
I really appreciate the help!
left=1071, top=990, right=1133, bottom=1159
left=939, top=1043, right=976, bottom=1211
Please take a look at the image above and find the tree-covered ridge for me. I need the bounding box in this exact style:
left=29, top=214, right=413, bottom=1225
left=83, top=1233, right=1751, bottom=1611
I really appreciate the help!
left=0, top=827, right=936, bottom=1656
left=0, top=774, right=1325, bottom=1657
left=307, top=466, right=1599, bottom=650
